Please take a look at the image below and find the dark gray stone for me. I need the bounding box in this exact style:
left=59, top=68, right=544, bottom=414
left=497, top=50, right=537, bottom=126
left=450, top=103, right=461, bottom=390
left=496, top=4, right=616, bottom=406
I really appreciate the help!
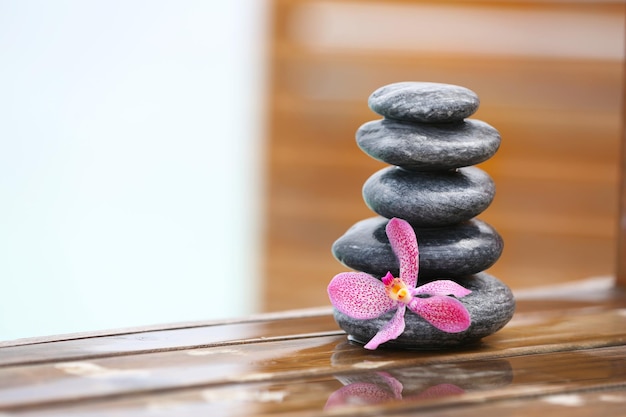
left=332, top=216, right=503, bottom=279
left=333, top=272, right=515, bottom=349
left=362, top=166, right=495, bottom=227
left=368, top=82, right=479, bottom=123
left=356, top=118, right=500, bottom=171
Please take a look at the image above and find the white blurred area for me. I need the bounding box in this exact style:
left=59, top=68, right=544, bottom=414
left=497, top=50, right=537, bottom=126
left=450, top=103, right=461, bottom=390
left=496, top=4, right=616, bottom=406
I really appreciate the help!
left=0, top=1, right=268, bottom=340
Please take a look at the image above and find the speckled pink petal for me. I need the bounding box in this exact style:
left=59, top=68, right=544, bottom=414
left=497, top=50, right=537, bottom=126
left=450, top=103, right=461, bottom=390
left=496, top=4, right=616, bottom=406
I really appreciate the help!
left=324, top=372, right=403, bottom=409
left=413, top=280, right=472, bottom=298
left=377, top=372, right=404, bottom=399
left=364, top=305, right=406, bottom=350
left=328, top=272, right=397, bottom=320
left=385, top=218, right=419, bottom=288
left=407, top=296, right=471, bottom=333
left=324, top=382, right=396, bottom=409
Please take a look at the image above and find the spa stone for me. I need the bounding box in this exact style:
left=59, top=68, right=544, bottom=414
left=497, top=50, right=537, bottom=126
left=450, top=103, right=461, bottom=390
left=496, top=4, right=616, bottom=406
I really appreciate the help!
left=328, top=81, right=513, bottom=350
left=362, top=166, right=495, bottom=227
left=333, top=272, right=515, bottom=349
left=368, top=82, right=479, bottom=123
left=332, top=216, right=503, bottom=279
left=356, top=118, right=501, bottom=171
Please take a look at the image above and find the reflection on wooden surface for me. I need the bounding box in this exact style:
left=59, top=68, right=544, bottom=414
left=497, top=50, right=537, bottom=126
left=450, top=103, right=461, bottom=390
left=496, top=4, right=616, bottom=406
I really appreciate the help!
left=1, top=280, right=625, bottom=416
left=263, top=0, right=625, bottom=311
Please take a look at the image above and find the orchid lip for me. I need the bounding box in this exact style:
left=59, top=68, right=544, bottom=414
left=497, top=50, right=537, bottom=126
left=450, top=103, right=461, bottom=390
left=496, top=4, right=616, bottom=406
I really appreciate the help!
left=385, top=276, right=413, bottom=304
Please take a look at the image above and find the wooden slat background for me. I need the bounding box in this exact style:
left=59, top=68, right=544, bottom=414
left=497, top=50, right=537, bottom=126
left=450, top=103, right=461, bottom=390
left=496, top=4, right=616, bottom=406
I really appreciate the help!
left=619, top=40, right=626, bottom=287
left=262, top=0, right=626, bottom=311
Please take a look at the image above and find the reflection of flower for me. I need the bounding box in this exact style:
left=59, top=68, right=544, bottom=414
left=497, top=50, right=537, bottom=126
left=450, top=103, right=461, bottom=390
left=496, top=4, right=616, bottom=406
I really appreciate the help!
left=328, top=217, right=471, bottom=349
left=325, top=372, right=402, bottom=408
left=324, top=372, right=464, bottom=410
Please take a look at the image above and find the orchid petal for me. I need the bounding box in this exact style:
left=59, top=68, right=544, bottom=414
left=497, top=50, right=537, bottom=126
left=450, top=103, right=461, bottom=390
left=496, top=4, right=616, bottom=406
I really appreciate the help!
left=407, top=296, right=471, bottom=333
left=364, top=305, right=406, bottom=350
left=413, top=280, right=472, bottom=298
left=324, top=372, right=404, bottom=409
left=324, top=382, right=396, bottom=409
left=328, top=272, right=397, bottom=319
left=377, top=372, right=404, bottom=399
left=385, top=218, right=419, bottom=288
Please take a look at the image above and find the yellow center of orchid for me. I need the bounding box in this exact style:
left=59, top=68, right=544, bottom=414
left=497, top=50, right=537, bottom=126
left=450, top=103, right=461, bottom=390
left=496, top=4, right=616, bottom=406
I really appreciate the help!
left=385, top=277, right=413, bottom=304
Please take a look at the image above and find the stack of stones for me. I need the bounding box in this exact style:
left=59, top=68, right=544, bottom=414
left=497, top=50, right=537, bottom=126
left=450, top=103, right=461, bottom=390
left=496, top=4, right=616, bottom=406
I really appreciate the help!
left=331, top=82, right=515, bottom=349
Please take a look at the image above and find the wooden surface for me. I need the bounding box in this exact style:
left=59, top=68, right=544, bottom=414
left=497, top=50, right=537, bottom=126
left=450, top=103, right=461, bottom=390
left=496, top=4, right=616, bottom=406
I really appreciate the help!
left=618, top=58, right=626, bottom=287
left=262, top=0, right=626, bottom=311
left=1, top=279, right=626, bottom=416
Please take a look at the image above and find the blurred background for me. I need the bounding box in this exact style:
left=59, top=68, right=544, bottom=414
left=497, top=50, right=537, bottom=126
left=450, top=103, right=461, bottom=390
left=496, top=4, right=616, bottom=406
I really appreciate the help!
left=1, top=0, right=624, bottom=340
left=264, top=0, right=625, bottom=310
left=0, top=1, right=268, bottom=340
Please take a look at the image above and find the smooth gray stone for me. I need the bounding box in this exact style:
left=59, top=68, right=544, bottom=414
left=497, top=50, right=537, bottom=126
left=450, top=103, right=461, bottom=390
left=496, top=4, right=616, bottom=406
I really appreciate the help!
left=333, top=272, right=515, bottom=349
left=362, top=166, right=495, bottom=227
left=368, top=82, right=479, bottom=123
left=332, top=216, right=503, bottom=279
left=356, top=118, right=500, bottom=171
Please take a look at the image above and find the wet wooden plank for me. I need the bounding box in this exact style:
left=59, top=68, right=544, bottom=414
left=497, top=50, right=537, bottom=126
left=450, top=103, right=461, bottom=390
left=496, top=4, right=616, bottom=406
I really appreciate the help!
left=2, top=279, right=622, bottom=368
left=429, top=391, right=626, bottom=417
left=7, top=346, right=626, bottom=416
left=1, top=298, right=626, bottom=412
left=0, top=312, right=340, bottom=367
left=0, top=307, right=334, bottom=348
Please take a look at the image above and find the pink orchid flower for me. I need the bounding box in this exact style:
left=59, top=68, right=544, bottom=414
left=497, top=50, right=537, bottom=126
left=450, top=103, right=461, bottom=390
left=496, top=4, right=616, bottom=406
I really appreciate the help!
left=328, top=217, right=472, bottom=350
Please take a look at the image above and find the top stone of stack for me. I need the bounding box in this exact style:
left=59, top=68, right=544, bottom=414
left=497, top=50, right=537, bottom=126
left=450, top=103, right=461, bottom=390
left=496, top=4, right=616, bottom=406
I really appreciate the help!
left=368, top=81, right=479, bottom=123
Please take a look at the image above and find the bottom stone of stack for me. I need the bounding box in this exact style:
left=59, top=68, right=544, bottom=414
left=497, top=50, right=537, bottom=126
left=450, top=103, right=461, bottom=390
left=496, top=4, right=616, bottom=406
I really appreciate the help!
left=333, top=272, right=515, bottom=349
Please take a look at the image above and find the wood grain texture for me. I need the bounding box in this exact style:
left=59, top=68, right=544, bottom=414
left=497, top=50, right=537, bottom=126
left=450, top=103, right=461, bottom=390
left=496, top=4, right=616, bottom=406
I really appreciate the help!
left=262, top=0, right=625, bottom=311
left=618, top=50, right=626, bottom=287
left=1, top=280, right=625, bottom=416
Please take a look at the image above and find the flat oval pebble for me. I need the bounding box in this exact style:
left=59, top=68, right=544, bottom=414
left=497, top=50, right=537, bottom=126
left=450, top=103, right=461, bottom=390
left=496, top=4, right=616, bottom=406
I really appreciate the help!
left=362, top=166, right=495, bottom=227
left=333, top=272, right=515, bottom=349
left=368, top=82, right=479, bottom=123
left=356, top=118, right=501, bottom=171
left=332, top=216, right=503, bottom=279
